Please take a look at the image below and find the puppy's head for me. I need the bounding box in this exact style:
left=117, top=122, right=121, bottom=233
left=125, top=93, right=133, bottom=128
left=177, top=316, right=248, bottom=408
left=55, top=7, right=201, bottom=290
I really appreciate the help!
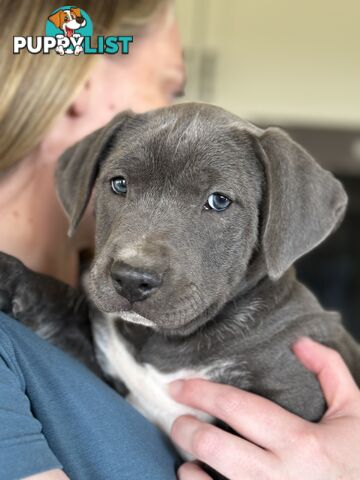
left=56, top=103, right=347, bottom=335
left=48, top=8, right=86, bottom=35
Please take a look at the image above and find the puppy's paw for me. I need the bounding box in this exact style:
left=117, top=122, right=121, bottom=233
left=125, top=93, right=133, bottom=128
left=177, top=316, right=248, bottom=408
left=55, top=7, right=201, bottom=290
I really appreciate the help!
left=0, top=251, right=24, bottom=278
left=0, top=252, right=29, bottom=316
left=0, top=251, right=26, bottom=279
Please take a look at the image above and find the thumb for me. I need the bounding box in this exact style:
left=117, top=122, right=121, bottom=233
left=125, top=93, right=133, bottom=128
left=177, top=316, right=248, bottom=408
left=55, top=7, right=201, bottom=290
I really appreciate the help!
left=292, top=337, right=359, bottom=414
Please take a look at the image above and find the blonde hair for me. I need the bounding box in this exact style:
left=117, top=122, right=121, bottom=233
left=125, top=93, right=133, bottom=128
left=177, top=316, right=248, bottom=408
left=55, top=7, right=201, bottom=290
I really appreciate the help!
left=0, top=0, right=170, bottom=173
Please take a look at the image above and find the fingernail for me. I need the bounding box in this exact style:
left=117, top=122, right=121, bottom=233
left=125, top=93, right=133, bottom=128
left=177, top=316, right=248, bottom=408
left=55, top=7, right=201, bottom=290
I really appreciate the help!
left=170, top=415, right=198, bottom=449
left=292, top=337, right=317, bottom=361
left=168, top=379, right=185, bottom=397
left=293, top=336, right=313, bottom=348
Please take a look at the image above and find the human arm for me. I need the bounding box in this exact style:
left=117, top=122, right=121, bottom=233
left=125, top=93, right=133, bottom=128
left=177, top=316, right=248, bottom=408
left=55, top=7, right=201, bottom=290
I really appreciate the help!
left=0, top=328, right=64, bottom=479
left=169, top=337, right=360, bottom=479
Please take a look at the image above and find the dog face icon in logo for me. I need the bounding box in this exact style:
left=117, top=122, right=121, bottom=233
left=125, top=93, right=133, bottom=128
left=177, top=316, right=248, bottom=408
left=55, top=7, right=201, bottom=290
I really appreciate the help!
left=47, top=6, right=92, bottom=55
left=49, top=7, right=86, bottom=37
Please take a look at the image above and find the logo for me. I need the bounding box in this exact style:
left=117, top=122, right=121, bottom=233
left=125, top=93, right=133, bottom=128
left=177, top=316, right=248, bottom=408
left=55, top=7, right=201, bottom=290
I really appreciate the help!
left=13, top=6, right=133, bottom=55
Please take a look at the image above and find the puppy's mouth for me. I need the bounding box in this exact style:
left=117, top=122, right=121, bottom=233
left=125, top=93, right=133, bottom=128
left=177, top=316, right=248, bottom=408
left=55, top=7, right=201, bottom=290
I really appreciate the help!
left=106, top=300, right=221, bottom=337
left=65, top=26, right=74, bottom=37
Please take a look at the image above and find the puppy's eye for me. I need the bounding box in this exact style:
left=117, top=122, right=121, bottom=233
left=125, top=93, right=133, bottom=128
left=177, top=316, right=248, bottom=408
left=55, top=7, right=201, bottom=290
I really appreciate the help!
left=111, top=176, right=127, bottom=195
left=204, top=193, right=232, bottom=212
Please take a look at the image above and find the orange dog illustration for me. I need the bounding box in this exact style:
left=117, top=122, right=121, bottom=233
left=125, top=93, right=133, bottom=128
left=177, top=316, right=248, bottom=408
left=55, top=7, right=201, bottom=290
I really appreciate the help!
left=48, top=8, right=86, bottom=37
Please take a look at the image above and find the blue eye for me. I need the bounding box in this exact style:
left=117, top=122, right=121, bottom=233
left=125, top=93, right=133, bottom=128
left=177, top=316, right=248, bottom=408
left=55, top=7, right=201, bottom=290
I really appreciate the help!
left=205, top=193, right=232, bottom=212
left=111, top=176, right=127, bottom=194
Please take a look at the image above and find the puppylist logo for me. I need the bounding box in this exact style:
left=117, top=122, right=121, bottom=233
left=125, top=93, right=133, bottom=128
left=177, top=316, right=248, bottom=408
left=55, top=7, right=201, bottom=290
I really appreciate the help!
left=13, top=6, right=133, bottom=55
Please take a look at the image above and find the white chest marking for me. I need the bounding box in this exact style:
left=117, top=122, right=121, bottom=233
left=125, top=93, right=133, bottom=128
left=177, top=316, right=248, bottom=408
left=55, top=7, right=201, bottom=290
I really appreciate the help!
left=93, top=316, right=213, bottom=439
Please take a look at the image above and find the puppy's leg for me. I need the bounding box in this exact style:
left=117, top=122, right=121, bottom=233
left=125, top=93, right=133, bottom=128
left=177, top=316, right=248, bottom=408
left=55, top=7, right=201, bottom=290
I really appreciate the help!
left=0, top=251, right=100, bottom=374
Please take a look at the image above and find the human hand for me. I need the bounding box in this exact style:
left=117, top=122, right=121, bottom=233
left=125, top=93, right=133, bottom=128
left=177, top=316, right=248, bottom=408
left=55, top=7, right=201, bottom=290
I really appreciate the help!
left=169, top=337, right=360, bottom=479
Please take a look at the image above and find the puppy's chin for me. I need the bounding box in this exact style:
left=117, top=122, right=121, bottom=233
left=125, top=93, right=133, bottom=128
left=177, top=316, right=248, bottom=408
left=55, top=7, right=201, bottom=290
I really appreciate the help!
left=105, top=307, right=218, bottom=338
left=91, top=290, right=219, bottom=337
left=156, top=301, right=222, bottom=337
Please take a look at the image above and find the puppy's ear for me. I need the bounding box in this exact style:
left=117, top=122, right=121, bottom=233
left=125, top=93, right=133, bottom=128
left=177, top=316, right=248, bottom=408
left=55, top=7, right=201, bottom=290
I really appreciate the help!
left=55, top=111, right=132, bottom=237
left=71, top=8, right=82, bottom=18
left=254, top=127, right=347, bottom=280
left=48, top=11, right=63, bottom=29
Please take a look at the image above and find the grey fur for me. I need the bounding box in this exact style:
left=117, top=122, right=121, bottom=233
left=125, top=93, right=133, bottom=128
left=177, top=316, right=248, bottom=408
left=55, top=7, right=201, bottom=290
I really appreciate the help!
left=1, top=102, right=359, bottom=429
left=56, top=102, right=359, bottom=421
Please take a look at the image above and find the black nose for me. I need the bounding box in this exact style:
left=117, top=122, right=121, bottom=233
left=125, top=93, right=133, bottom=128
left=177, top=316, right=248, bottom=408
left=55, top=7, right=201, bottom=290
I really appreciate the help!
left=110, top=261, right=162, bottom=303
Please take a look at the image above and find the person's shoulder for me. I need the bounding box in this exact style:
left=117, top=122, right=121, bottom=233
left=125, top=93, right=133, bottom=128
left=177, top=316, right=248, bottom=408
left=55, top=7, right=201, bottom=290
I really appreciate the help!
left=0, top=310, right=48, bottom=351
left=0, top=312, right=27, bottom=384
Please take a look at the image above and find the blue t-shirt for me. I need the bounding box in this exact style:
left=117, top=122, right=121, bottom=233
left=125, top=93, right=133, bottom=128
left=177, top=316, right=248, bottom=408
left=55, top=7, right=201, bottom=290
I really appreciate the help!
left=0, top=312, right=179, bottom=480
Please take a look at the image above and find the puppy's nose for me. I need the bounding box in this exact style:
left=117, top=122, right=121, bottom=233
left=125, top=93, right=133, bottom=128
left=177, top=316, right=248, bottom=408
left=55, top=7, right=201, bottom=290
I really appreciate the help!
left=110, top=261, right=162, bottom=303
left=76, top=16, right=84, bottom=23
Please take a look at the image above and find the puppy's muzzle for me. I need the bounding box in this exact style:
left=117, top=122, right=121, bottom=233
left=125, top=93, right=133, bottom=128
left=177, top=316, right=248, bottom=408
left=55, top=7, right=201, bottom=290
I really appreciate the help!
left=110, top=260, right=163, bottom=303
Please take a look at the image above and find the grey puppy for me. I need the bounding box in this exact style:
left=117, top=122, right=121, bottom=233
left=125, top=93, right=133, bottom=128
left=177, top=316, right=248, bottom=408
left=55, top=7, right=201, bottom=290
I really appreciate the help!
left=1, top=102, right=360, bottom=466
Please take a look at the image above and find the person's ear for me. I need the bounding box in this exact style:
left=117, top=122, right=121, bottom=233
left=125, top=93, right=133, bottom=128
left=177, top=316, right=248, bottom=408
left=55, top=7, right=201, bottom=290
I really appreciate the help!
left=66, top=81, right=91, bottom=118
left=55, top=111, right=133, bottom=237
left=251, top=127, right=347, bottom=280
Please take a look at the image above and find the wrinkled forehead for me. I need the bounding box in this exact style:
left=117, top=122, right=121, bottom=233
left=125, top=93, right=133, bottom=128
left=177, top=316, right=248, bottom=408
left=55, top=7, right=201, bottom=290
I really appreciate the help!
left=99, top=108, right=263, bottom=202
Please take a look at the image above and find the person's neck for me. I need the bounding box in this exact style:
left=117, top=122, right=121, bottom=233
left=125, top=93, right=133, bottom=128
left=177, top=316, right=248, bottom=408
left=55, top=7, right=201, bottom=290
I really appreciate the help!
left=0, top=152, right=80, bottom=287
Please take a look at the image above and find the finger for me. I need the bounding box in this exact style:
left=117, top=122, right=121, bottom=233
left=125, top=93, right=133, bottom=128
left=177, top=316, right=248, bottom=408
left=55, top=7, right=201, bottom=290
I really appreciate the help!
left=168, top=378, right=304, bottom=449
left=293, top=337, right=360, bottom=413
left=171, top=415, right=277, bottom=480
left=177, top=462, right=211, bottom=480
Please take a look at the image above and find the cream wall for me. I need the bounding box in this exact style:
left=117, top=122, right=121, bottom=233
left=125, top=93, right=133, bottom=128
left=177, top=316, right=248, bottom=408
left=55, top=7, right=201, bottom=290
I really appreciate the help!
left=176, top=0, right=360, bottom=127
